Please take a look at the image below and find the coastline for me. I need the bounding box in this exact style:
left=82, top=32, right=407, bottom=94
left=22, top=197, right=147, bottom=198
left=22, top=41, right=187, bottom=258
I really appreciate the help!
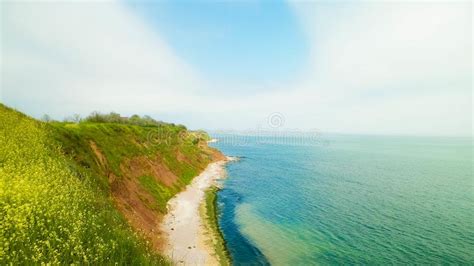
left=160, top=157, right=230, bottom=265
left=200, top=186, right=232, bottom=266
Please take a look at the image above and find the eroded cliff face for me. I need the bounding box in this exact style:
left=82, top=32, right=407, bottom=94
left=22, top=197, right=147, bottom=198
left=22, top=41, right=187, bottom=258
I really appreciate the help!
left=89, top=140, right=224, bottom=250
left=51, top=122, right=223, bottom=251
left=1, top=104, right=183, bottom=264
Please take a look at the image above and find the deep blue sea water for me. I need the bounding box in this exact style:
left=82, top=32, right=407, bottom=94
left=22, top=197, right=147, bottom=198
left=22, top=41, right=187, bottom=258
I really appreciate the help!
left=210, top=134, right=473, bottom=265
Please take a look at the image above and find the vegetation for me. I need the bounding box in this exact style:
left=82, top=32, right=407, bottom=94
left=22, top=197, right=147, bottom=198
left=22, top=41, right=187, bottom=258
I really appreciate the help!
left=0, top=104, right=169, bottom=264
left=202, top=187, right=231, bottom=266
left=0, top=104, right=221, bottom=264
left=138, top=175, right=179, bottom=213
left=82, top=111, right=171, bottom=127
left=50, top=121, right=203, bottom=188
left=191, top=130, right=212, bottom=142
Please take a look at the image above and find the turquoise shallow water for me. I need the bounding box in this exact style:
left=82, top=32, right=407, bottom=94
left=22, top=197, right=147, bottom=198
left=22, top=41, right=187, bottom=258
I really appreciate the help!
left=211, top=134, right=473, bottom=265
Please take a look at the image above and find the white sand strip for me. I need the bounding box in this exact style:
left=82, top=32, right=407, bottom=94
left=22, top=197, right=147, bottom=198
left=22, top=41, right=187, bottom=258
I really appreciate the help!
left=161, top=159, right=228, bottom=265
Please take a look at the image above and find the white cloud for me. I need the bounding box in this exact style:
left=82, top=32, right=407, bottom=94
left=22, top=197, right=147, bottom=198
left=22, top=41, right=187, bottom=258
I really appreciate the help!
left=1, top=1, right=471, bottom=136
left=263, top=1, right=472, bottom=136
left=296, top=2, right=471, bottom=92
left=181, top=1, right=472, bottom=136
left=2, top=1, right=202, bottom=118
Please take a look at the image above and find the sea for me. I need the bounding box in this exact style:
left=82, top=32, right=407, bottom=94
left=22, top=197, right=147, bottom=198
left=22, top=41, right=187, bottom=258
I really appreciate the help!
left=210, top=133, right=473, bottom=265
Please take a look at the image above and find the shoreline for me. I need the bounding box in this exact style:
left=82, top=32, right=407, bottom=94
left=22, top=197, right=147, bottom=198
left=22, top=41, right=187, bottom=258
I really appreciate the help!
left=200, top=186, right=232, bottom=265
left=160, top=158, right=230, bottom=265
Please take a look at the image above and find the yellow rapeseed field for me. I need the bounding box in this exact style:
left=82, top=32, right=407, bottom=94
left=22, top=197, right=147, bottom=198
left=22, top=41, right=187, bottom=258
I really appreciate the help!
left=0, top=105, right=166, bottom=264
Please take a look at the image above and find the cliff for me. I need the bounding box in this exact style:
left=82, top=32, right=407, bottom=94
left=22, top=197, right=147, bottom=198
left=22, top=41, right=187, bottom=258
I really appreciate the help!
left=0, top=104, right=224, bottom=264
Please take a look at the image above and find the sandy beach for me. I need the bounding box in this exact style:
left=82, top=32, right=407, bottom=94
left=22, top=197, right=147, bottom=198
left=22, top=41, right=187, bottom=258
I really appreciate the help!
left=161, top=159, right=229, bottom=265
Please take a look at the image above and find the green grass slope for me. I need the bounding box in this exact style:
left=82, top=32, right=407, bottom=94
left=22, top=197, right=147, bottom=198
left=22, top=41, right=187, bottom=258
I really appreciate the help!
left=49, top=119, right=217, bottom=195
left=202, top=187, right=231, bottom=266
left=0, top=104, right=222, bottom=264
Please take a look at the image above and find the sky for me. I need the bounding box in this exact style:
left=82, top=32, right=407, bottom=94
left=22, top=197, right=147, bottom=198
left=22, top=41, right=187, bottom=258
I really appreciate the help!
left=1, top=1, right=472, bottom=136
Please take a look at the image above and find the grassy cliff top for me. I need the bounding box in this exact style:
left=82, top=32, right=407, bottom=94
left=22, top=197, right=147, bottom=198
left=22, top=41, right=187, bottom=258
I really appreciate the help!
left=0, top=104, right=222, bottom=264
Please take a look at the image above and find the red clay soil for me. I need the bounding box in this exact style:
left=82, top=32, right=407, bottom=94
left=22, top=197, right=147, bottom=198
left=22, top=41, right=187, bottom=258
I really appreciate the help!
left=89, top=141, right=109, bottom=173
left=120, top=155, right=178, bottom=187
left=89, top=142, right=163, bottom=248
left=110, top=173, right=165, bottom=250
left=210, top=148, right=226, bottom=161
left=88, top=141, right=225, bottom=251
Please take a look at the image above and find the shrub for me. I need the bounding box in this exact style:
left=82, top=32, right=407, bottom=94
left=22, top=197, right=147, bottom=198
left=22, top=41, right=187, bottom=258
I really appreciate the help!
left=83, top=111, right=169, bottom=127
left=0, top=104, right=168, bottom=264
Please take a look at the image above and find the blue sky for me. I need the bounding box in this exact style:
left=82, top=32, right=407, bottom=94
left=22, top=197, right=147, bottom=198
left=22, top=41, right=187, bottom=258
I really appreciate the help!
left=127, top=1, right=309, bottom=94
left=1, top=1, right=472, bottom=136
